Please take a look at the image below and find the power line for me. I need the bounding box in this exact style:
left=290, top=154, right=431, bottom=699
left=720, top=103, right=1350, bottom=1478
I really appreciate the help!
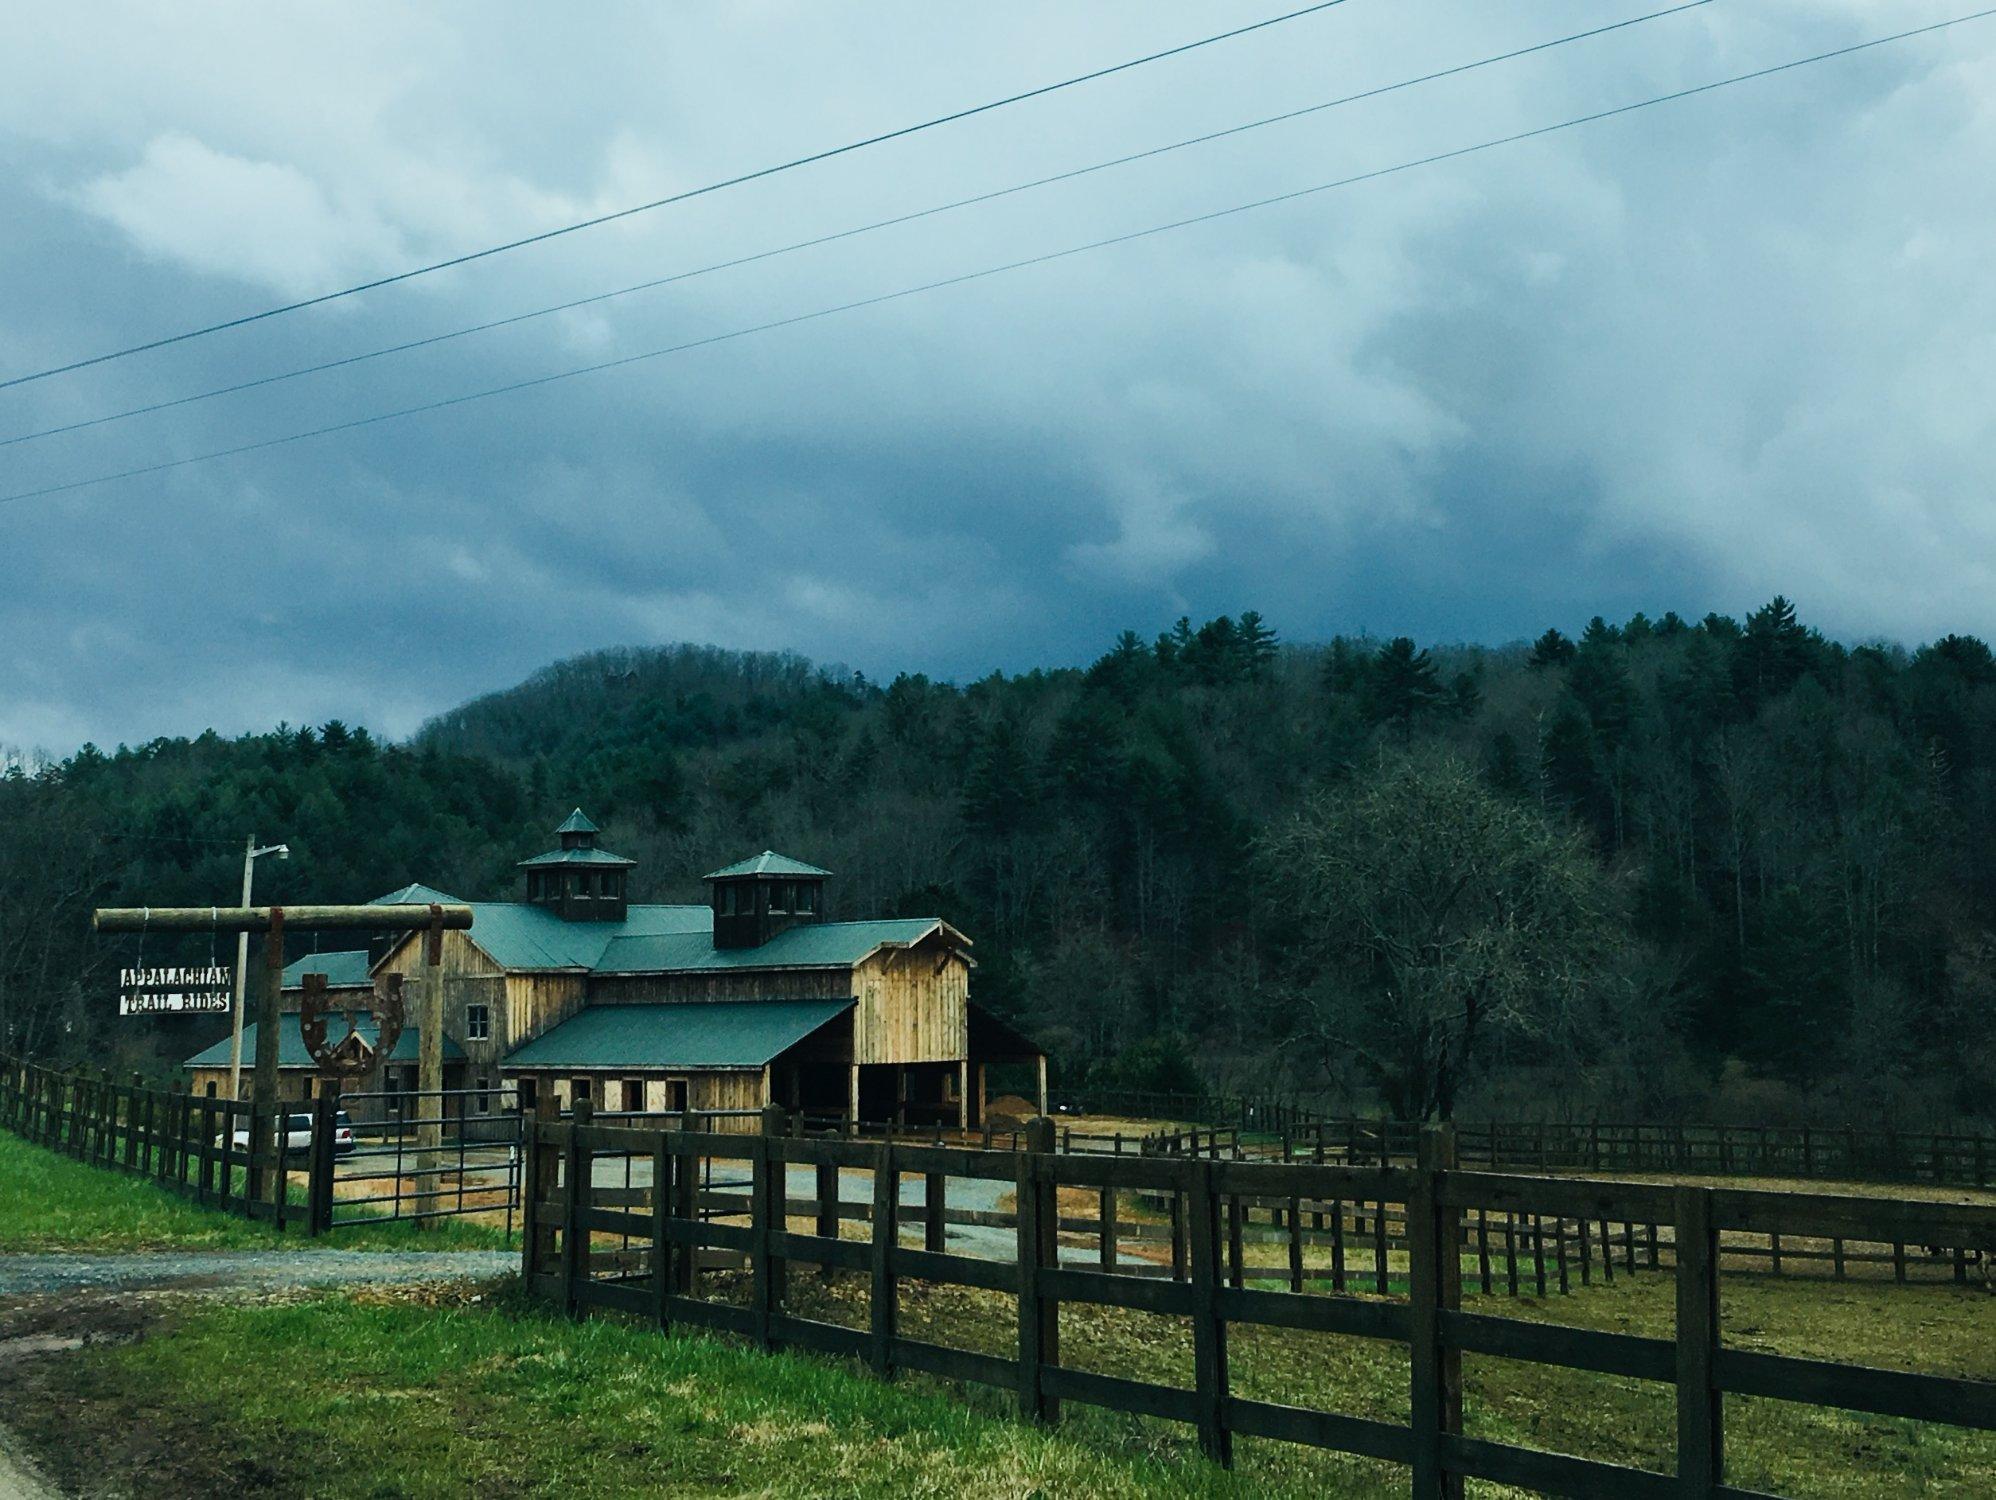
left=0, top=1, right=1355, bottom=392
left=0, top=1, right=1712, bottom=451
left=6, top=5, right=1991, bottom=512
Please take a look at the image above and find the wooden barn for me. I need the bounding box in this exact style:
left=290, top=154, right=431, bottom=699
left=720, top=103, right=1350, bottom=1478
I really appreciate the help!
left=346, top=814, right=1044, bottom=1127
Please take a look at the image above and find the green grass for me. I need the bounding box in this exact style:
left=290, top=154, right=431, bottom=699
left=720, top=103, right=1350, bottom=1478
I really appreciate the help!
left=5, top=1286, right=1266, bottom=1499
left=0, top=1128, right=508, bottom=1252
left=14, top=1271, right=1989, bottom=1497
left=779, top=1263, right=1996, bottom=1497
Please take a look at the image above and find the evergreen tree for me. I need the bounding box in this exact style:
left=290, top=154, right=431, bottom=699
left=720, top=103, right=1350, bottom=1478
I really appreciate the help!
left=1238, top=611, right=1279, bottom=680
left=1528, top=628, right=1576, bottom=669
left=1323, top=638, right=1366, bottom=696
left=962, top=716, right=1038, bottom=834
left=1569, top=630, right=1634, bottom=744
left=1364, top=638, right=1446, bottom=732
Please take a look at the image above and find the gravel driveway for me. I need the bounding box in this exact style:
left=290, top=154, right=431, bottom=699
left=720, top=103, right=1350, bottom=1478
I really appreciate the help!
left=0, top=1249, right=516, bottom=1300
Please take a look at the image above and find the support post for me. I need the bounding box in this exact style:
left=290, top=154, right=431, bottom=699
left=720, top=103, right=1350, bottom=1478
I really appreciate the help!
left=562, top=1097, right=591, bottom=1318
left=924, top=1170, right=947, bottom=1254
left=1675, top=1186, right=1723, bottom=1491
left=417, top=909, right=445, bottom=1230
left=1016, top=1116, right=1059, bottom=1423
left=653, top=1133, right=672, bottom=1330
left=1188, top=1158, right=1231, bottom=1466
left=1035, top=1054, right=1048, bottom=1117
left=523, top=1092, right=559, bottom=1280
left=672, top=1110, right=697, bottom=1294
left=816, top=1158, right=839, bottom=1281
left=249, top=908, right=285, bottom=1203
left=871, top=1141, right=899, bottom=1377
left=308, top=1081, right=340, bottom=1236
left=958, top=1058, right=970, bottom=1131
left=1410, top=1125, right=1462, bottom=1500
left=753, top=1103, right=787, bottom=1349
left=848, top=1063, right=861, bottom=1132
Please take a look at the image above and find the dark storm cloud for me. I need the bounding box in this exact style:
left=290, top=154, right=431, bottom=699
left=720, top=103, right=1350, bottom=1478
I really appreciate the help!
left=3, top=1, right=1993, bottom=751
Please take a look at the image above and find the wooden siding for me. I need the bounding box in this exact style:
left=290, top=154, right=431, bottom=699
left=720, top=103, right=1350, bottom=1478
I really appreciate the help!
left=583, top=969, right=850, bottom=1004
left=503, top=972, right=587, bottom=1050
left=852, top=932, right=970, bottom=1066
left=377, top=926, right=505, bottom=981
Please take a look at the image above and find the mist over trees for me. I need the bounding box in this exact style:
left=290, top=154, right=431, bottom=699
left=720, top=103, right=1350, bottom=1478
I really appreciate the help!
left=5, top=603, right=1993, bottom=1126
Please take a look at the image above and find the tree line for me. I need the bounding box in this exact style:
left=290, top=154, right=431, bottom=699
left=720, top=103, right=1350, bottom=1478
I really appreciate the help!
left=4, top=602, right=1992, bottom=1126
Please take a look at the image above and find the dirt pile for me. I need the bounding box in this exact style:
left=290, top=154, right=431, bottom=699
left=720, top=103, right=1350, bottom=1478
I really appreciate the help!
left=983, top=1095, right=1037, bottom=1128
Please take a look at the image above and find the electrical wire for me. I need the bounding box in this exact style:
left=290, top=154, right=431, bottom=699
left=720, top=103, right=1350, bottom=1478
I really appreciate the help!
left=0, top=1, right=1712, bottom=451
left=0, top=1, right=1355, bottom=392
left=5, top=5, right=1991, bottom=510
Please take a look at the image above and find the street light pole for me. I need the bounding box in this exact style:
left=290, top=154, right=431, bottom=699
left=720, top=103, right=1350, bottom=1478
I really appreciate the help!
left=226, top=837, right=288, bottom=1100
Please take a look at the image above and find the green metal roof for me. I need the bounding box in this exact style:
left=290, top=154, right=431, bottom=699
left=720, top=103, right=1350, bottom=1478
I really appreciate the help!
left=282, top=950, right=372, bottom=988
left=703, top=851, right=833, bottom=880
left=182, top=1018, right=461, bottom=1070
left=504, top=999, right=853, bottom=1070
left=446, top=902, right=711, bottom=972
left=517, top=846, right=637, bottom=868
left=372, top=883, right=461, bottom=906
left=593, top=918, right=943, bottom=974
left=555, top=809, right=600, bottom=835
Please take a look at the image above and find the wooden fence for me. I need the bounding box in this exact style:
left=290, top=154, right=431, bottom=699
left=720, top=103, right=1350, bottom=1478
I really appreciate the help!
left=0, top=1053, right=328, bottom=1230
left=1139, top=1115, right=1996, bottom=1190
left=525, top=1102, right=1996, bottom=1496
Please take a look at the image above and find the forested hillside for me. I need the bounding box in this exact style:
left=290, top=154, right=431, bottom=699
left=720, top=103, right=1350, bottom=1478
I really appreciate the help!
left=7, top=602, right=1993, bottom=1126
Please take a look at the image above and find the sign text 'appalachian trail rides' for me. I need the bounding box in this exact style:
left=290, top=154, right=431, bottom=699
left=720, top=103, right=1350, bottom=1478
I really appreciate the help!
left=118, top=966, right=232, bottom=1016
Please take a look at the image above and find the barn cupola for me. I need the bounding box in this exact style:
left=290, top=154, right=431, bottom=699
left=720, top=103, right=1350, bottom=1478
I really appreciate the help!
left=518, top=809, right=637, bottom=922
left=705, top=851, right=831, bottom=949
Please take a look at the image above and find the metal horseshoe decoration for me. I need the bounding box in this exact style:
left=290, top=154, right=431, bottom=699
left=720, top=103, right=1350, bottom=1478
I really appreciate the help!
left=300, top=970, right=406, bottom=1078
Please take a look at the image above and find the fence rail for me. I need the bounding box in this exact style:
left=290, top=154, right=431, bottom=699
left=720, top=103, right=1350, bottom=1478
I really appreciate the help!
left=526, top=1101, right=1996, bottom=1496
left=1121, top=1111, right=1996, bottom=1189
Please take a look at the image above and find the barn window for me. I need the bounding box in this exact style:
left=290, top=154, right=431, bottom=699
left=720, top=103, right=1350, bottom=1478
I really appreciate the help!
left=796, top=882, right=817, bottom=915
left=571, top=1077, right=592, bottom=1109
left=465, top=1004, right=490, bottom=1042
left=769, top=881, right=790, bottom=913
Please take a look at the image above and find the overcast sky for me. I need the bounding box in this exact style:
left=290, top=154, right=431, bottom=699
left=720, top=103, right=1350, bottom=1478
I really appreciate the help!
left=3, top=1, right=1992, bottom=753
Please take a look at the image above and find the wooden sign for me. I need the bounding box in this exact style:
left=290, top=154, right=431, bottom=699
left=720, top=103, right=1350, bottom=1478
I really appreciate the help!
left=118, top=965, right=232, bottom=1015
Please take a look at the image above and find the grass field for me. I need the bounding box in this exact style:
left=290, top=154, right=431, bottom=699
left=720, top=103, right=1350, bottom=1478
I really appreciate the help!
left=0, top=1286, right=1266, bottom=1499
left=0, top=1130, right=508, bottom=1252
left=4, top=1266, right=1988, bottom=1496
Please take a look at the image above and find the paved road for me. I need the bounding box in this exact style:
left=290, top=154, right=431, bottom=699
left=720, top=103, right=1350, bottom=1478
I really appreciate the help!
left=0, top=1249, right=516, bottom=1299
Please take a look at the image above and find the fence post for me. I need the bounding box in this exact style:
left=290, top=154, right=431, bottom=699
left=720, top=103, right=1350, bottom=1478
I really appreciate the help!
left=1016, top=1116, right=1059, bottom=1424
left=1187, top=1157, right=1232, bottom=1466
left=307, top=1083, right=339, bottom=1236
left=168, top=1080, right=186, bottom=1184
left=521, top=1093, right=558, bottom=1281
left=753, top=1103, right=787, bottom=1350
left=925, top=1168, right=948, bottom=1256
left=1099, top=1183, right=1118, bottom=1270
left=1410, top=1125, right=1462, bottom=1500
left=563, top=1097, right=591, bottom=1318
left=1675, top=1186, right=1722, bottom=1492
left=871, top=1140, right=898, bottom=1378
left=1170, top=1185, right=1187, bottom=1280
left=123, top=1074, right=141, bottom=1171
left=816, top=1153, right=840, bottom=1282
left=672, top=1112, right=697, bottom=1295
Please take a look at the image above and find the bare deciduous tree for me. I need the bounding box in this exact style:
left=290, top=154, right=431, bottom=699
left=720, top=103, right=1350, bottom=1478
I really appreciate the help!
left=1260, top=749, right=1612, bottom=1120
